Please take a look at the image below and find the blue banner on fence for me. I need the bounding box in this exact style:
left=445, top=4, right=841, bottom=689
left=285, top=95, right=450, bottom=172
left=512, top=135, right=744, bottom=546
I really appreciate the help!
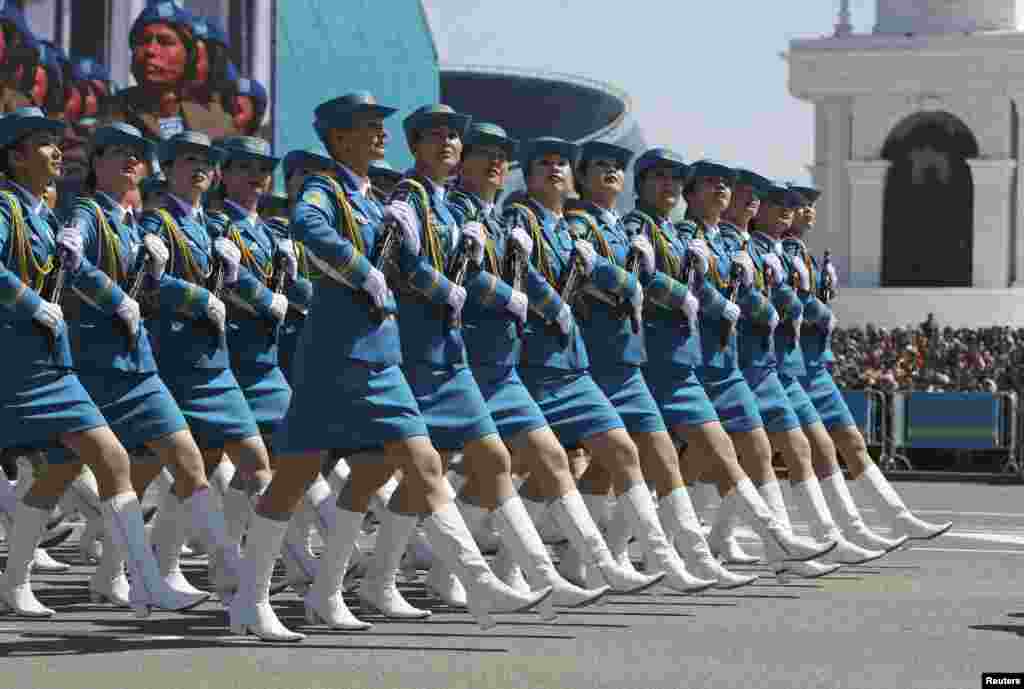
left=904, top=393, right=1001, bottom=450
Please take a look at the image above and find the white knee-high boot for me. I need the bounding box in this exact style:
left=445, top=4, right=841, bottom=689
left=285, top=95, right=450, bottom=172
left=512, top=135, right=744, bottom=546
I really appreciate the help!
left=757, top=481, right=839, bottom=580
left=853, top=464, right=952, bottom=541
left=789, top=477, right=885, bottom=565
left=357, top=508, right=431, bottom=619
left=150, top=488, right=207, bottom=596
left=303, top=507, right=371, bottom=631
left=658, top=487, right=757, bottom=589
left=0, top=500, right=56, bottom=616
left=819, top=471, right=907, bottom=552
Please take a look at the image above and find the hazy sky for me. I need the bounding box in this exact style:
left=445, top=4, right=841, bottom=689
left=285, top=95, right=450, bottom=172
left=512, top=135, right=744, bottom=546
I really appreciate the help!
left=421, top=0, right=879, bottom=184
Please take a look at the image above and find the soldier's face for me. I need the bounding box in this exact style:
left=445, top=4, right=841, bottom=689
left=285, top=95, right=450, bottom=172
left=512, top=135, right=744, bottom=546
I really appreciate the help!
left=728, top=183, right=760, bottom=220
left=168, top=151, right=213, bottom=196
left=641, top=165, right=684, bottom=213
left=693, top=176, right=731, bottom=214
left=582, top=158, right=624, bottom=198
left=333, top=115, right=387, bottom=164
left=756, top=202, right=793, bottom=237
left=797, top=205, right=816, bottom=228
left=414, top=125, right=462, bottom=175
left=222, top=158, right=274, bottom=204
left=133, top=23, right=188, bottom=86
left=11, top=131, right=62, bottom=182
left=94, top=144, right=145, bottom=193
left=527, top=153, right=571, bottom=197
left=461, top=144, right=508, bottom=190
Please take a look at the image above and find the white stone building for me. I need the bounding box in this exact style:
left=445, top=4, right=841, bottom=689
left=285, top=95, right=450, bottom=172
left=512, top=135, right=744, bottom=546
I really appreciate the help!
left=787, top=0, right=1024, bottom=327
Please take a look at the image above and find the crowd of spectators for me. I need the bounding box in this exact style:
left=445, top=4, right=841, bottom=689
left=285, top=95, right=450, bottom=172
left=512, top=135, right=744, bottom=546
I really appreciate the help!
left=832, top=313, right=1024, bottom=396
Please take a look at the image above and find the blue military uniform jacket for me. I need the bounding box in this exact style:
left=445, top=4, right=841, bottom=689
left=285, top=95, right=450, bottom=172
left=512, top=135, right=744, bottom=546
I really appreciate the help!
left=565, top=200, right=646, bottom=369
left=290, top=165, right=400, bottom=366
left=0, top=181, right=127, bottom=377
left=140, top=194, right=275, bottom=371
left=720, top=222, right=779, bottom=371
left=67, top=191, right=159, bottom=374
left=390, top=174, right=514, bottom=368
left=503, top=197, right=637, bottom=372
left=748, top=230, right=805, bottom=378
left=675, top=220, right=741, bottom=371
left=782, top=235, right=834, bottom=369
left=625, top=205, right=706, bottom=369
left=448, top=187, right=524, bottom=368
left=212, top=199, right=313, bottom=368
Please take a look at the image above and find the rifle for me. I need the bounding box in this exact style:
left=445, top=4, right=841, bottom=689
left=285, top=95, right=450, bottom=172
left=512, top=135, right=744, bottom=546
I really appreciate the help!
left=620, top=249, right=642, bottom=335
left=37, top=252, right=67, bottom=358
left=122, top=249, right=152, bottom=352
left=721, top=240, right=747, bottom=351
left=445, top=236, right=472, bottom=331
left=267, top=250, right=288, bottom=344
left=557, top=248, right=586, bottom=349
left=206, top=257, right=225, bottom=346
left=504, top=243, right=526, bottom=339
left=819, top=249, right=835, bottom=304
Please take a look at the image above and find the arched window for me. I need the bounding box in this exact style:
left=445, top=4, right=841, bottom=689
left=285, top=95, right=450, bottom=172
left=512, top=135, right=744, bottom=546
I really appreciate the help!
left=881, top=111, right=979, bottom=287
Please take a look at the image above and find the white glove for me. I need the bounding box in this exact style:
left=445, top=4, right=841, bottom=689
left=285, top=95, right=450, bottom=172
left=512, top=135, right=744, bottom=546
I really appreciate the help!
left=460, top=221, right=487, bottom=266
left=683, top=289, right=699, bottom=325
left=792, top=257, right=810, bottom=292
left=206, top=293, right=226, bottom=333
left=143, top=234, right=169, bottom=280
left=32, top=300, right=64, bottom=337
left=384, top=201, right=421, bottom=255
left=732, top=252, right=755, bottom=287
left=447, top=284, right=467, bottom=320
left=509, top=226, right=533, bottom=257
left=573, top=240, right=597, bottom=276
left=115, top=296, right=141, bottom=337
left=686, top=239, right=711, bottom=275
left=277, top=239, right=298, bottom=281
left=555, top=302, right=574, bottom=336
left=213, top=237, right=241, bottom=284
left=762, top=253, right=784, bottom=287
left=269, top=293, right=288, bottom=322
left=56, top=226, right=84, bottom=273
left=629, top=235, right=655, bottom=275
left=507, top=290, right=527, bottom=324
left=361, top=266, right=392, bottom=311
left=722, top=301, right=740, bottom=323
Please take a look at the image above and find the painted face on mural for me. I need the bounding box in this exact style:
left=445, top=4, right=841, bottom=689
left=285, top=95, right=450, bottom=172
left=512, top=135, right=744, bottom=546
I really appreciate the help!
left=132, top=22, right=188, bottom=87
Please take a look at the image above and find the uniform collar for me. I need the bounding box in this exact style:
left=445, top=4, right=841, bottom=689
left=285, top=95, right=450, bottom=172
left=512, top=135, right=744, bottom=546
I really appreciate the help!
left=454, top=188, right=495, bottom=218
left=633, top=201, right=670, bottom=226
left=223, top=198, right=261, bottom=226
left=166, top=193, right=205, bottom=222
left=336, top=162, right=371, bottom=198
left=6, top=180, right=46, bottom=217
left=95, top=191, right=135, bottom=224
left=525, top=196, right=563, bottom=225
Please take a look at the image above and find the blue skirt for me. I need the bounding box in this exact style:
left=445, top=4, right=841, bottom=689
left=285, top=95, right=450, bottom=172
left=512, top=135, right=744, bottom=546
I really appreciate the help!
left=71, top=370, right=186, bottom=452
left=405, top=364, right=498, bottom=451
left=696, top=367, right=763, bottom=434
left=474, top=365, right=549, bottom=441
left=163, top=367, right=260, bottom=449
left=591, top=365, right=667, bottom=435
left=274, top=362, right=427, bottom=456
left=779, top=372, right=822, bottom=427
left=743, top=367, right=800, bottom=434
left=0, top=369, right=107, bottom=457
left=234, top=364, right=293, bottom=437
left=800, top=366, right=855, bottom=431
left=645, top=364, right=719, bottom=430
left=519, top=367, right=624, bottom=449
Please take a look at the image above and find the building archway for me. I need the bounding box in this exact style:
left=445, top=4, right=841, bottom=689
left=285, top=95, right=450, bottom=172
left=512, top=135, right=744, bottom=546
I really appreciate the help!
left=881, top=111, right=978, bottom=287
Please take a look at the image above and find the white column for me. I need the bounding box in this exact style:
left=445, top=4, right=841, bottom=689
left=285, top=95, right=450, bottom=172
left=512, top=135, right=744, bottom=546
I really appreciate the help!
left=110, top=0, right=147, bottom=87
left=845, top=160, right=891, bottom=287
left=967, top=158, right=1017, bottom=288
left=1011, top=95, right=1024, bottom=285
left=250, top=1, right=273, bottom=127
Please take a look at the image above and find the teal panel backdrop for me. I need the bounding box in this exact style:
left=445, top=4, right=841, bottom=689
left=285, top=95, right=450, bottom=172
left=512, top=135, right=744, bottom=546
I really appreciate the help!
left=274, top=0, right=440, bottom=172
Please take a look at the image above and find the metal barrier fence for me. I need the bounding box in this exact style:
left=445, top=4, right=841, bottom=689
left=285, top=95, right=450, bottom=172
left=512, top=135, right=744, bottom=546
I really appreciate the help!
left=841, top=389, right=1022, bottom=480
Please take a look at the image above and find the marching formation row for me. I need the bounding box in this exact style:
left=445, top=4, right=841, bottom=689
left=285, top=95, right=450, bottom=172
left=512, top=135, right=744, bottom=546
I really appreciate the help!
left=0, top=89, right=952, bottom=643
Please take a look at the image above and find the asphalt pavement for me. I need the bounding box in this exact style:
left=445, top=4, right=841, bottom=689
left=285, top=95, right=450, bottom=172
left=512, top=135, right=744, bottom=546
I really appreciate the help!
left=0, top=481, right=1021, bottom=689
